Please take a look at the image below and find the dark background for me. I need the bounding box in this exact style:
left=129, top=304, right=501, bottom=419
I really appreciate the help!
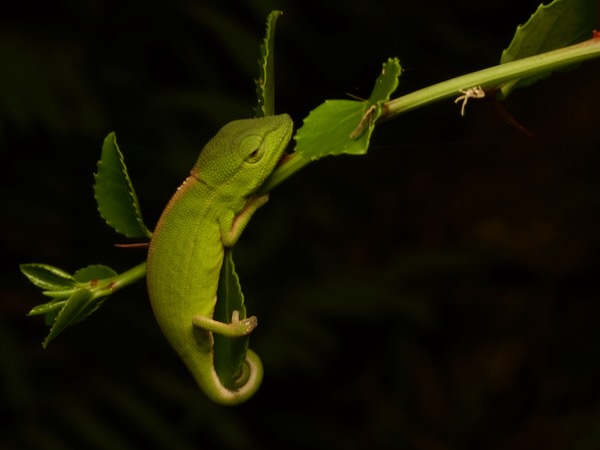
left=2, top=1, right=600, bottom=449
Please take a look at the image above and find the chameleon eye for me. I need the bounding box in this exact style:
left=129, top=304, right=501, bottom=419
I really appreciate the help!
left=240, top=135, right=264, bottom=163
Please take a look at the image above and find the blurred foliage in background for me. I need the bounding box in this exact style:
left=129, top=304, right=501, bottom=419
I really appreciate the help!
left=2, top=0, right=600, bottom=449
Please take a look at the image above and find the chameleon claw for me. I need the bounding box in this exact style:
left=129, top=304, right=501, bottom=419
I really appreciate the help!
left=192, top=312, right=257, bottom=336
left=231, top=310, right=258, bottom=334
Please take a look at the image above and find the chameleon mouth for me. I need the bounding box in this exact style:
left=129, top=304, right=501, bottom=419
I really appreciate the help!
left=276, top=152, right=294, bottom=166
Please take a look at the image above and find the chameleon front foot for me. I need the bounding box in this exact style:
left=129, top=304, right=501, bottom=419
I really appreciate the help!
left=192, top=310, right=257, bottom=337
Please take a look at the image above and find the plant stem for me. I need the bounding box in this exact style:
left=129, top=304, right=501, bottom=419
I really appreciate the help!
left=383, top=35, right=600, bottom=119
left=94, top=261, right=147, bottom=297
left=258, top=152, right=311, bottom=194
left=260, top=35, right=600, bottom=193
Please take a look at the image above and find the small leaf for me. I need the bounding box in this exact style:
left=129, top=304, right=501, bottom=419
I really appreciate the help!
left=294, top=58, right=401, bottom=159
left=295, top=100, right=368, bottom=159
left=213, top=249, right=250, bottom=390
left=369, top=57, right=402, bottom=106
left=74, top=265, right=118, bottom=283
left=94, top=132, right=152, bottom=239
left=44, top=308, right=61, bottom=327
left=255, top=10, right=283, bottom=118
left=349, top=57, right=402, bottom=139
left=42, top=289, right=107, bottom=348
left=499, top=0, right=598, bottom=97
left=30, top=300, right=65, bottom=328
left=28, top=299, right=66, bottom=316
left=20, top=263, right=76, bottom=291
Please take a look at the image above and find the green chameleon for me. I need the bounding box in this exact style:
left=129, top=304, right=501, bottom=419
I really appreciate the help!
left=146, top=114, right=293, bottom=405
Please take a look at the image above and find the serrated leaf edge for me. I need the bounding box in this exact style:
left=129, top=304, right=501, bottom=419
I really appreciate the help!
left=73, top=264, right=118, bottom=283
left=499, top=0, right=596, bottom=97
left=42, top=289, right=94, bottom=348
left=20, top=263, right=76, bottom=290
left=255, top=10, right=283, bottom=118
left=28, top=300, right=66, bottom=316
left=94, top=132, right=152, bottom=239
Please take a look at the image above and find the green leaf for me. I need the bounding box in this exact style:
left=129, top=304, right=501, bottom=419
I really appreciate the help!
left=74, top=265, right=118, bottom=283
left=42, top=289, right=107, bottom=348
left=255, top=10, right=283, bottom=118
left=295, top=58, right=401, bottom=159
left=294, top=99, right=367, bottom=159
left=43, top=308, right=61, bottom=327
left=24, top=262, right=147, bottom=347
left=369, top=57, right=402, bottom=107
left=350, top=57, right=402, bottom=139
left=29, top=299, right=65, bottom=328
left=27, top=299, right=66, bottom=317
left=20, top=263, right=76, bottom=291
left=212, top=249, right=250, bottom=390
left=94, top=132, right=152, bottom=239
left=499, top=0, right=598, bottom=97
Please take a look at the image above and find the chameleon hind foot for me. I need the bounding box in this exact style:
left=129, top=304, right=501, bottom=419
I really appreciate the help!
left=192, top=310, right=257, bottom=337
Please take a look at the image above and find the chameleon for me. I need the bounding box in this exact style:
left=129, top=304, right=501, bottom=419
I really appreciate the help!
left=146, top=114, right=293, bottom=405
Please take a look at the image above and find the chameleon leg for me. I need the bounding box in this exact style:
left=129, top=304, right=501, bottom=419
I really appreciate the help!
left=221, top=195, right=269, bottom=247
left=192, top=310, right=257, bottom=337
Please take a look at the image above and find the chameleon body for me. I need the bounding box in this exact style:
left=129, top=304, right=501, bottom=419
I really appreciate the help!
left=146, top=114, right=293, bottom=405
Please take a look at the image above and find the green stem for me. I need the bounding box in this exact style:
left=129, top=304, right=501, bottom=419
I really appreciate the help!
left=94, top=261, right=147, bottom=297
left=384, top=35, right=600, bottom=118
left=260, top=35, right=600, bottom=193
left=258, top=152, right=312, bottom=194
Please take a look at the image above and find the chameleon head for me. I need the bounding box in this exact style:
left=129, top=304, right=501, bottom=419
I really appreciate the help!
left=193, top=114, right=293, bottom=192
